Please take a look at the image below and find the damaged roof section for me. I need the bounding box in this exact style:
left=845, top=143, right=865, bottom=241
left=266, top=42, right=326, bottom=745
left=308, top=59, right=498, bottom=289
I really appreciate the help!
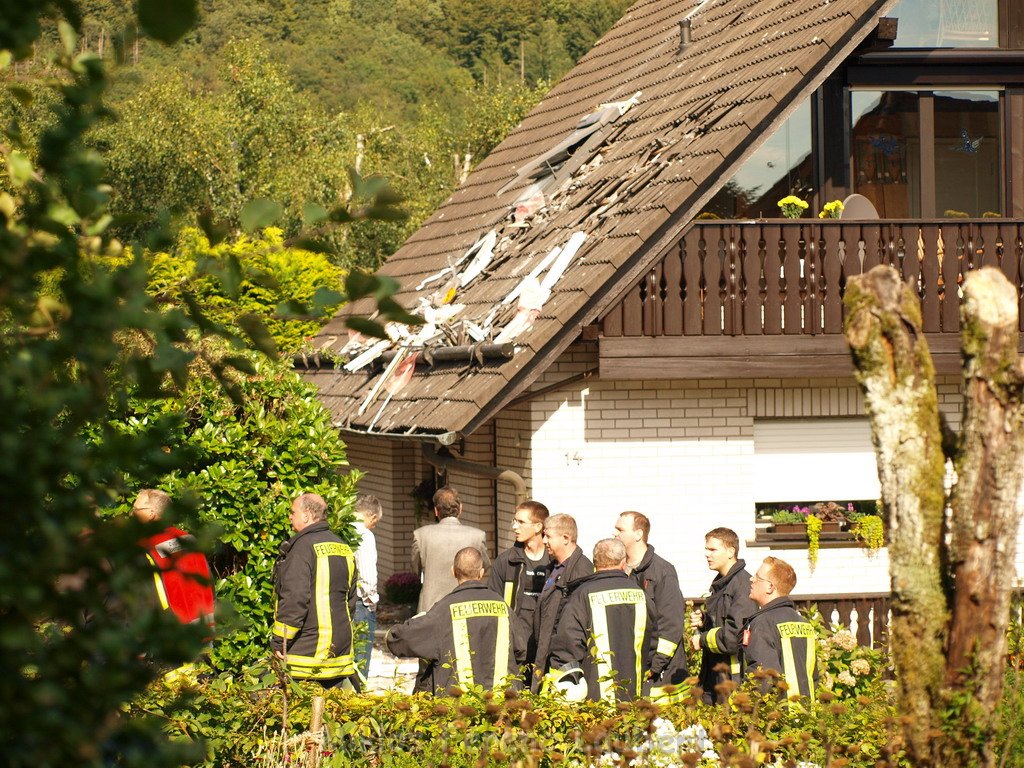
left=304, top=0, right=900, bottom=438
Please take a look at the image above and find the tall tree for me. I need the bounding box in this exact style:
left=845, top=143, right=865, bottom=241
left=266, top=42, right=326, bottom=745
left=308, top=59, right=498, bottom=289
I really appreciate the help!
left=845, top=265, right=1024, bottom=767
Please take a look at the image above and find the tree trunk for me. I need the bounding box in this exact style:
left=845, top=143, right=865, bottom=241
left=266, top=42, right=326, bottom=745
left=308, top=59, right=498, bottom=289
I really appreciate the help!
left=944, top=268, right=1024, bottom=763
left=845, top=265, right=1024, bottom=767
left=844, top=265, right=949, bottom=765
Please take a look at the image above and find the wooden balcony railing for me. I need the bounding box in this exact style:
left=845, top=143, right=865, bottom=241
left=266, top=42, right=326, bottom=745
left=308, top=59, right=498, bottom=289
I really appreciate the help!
left=601, top=219, right=1024, bottom=338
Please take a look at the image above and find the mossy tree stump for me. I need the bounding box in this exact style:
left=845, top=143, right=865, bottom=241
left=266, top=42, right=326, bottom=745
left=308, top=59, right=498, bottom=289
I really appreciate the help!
left=845, top=265, right=1024, bottom=767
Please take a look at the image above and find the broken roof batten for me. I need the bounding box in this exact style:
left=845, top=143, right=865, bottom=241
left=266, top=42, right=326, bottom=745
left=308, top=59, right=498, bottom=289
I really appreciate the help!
left=306, top=0, right=904, bottom=438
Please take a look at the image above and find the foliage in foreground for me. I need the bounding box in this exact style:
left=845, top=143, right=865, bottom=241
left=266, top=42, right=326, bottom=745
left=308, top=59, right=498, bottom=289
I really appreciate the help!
left=137, top=665, right=906, bottom=768
left=144, top=227, right=346, bottom=353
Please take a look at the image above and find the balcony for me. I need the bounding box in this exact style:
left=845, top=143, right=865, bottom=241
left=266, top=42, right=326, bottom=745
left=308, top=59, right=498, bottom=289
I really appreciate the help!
left=599, top=218, right=1024, bottom=379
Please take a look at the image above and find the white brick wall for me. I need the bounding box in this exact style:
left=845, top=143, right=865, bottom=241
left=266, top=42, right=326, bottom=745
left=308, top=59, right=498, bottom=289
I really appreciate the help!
left=341, top=342, right=1024, bottom=603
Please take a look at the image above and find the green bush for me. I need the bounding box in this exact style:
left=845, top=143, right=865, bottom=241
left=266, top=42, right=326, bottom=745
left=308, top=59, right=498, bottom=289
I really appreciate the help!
left=109, top=350, right=360, bottom=671
left=146, top=227, right=345, bottom=353
left=135, top=665, right=909, bottom=768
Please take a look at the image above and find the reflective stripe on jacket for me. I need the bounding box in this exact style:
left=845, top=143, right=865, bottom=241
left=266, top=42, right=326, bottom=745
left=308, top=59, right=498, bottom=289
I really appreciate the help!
left=385, top=580, right=524, bottom=693
left=698, top=559, right=757, bottom=702
left=272, top=521, right=357, bottom=680
left=548, top=569, right=655, bottom=703
left=629, top=546, right=687, bottom=691
left=740, top=596, right=818, bottom=701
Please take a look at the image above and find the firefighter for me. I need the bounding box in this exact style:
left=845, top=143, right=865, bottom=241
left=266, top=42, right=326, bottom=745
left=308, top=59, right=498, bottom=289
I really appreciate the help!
left=488, top=500, right=553, bottom=672
left=689, top=527, right=757, bottom=703
left=547, top=538, right=655, bottom=703
left=613, top=511, right=688, bottom=702
left=132, top=489, right=215, bottom=631
left=386, top=547, right=524, bottom=693
left=741, top=556, right=818, bottom=701
left=530, top=513, right=593, bottom=692
left=272, top=493, right=359, bottom=690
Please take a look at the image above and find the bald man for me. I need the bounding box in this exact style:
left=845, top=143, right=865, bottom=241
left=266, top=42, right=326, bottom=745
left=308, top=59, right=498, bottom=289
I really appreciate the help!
left=547, top=538, right=655, bottom=703
left=272, top=493, right=359, bottom=690
left=387, top=547, right=524, bottom=694
left=132, top=489, right=214, bottom=629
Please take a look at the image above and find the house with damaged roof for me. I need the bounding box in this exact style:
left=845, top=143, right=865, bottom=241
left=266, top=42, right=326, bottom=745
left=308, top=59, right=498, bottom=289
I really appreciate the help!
left=300, top=0, right=1024, bottom=632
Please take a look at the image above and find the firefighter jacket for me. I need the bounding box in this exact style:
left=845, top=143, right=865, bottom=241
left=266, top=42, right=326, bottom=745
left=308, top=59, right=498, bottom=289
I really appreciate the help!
left=140, top=526, right=215, bottom=629
left=530, top=546, right=594, bottom=692
left=272, top=521, right=358, bottom=682
left=385, top=580, right=524, bottom=693
left=487, top=543, right=552, bottom=663
left=548, top=569, right=656, bottom=703
left=629, top=546, right=687, bottom=689
left=697, top=559, right=757, bottom=703
left=740, top=596, right=818, bottom=701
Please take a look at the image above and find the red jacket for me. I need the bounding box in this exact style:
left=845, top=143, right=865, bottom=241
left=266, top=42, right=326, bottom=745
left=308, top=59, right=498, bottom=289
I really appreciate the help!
left=141, top=526, right=215, bottom=627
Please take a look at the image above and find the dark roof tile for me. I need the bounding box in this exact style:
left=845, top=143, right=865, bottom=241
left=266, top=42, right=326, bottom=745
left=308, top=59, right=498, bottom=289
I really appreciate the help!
left=307, top=0, right=897, bottom=436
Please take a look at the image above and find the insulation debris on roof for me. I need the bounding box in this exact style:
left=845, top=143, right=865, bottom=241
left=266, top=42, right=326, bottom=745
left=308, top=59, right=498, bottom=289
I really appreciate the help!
left=306, top=0, right=901, bottom=437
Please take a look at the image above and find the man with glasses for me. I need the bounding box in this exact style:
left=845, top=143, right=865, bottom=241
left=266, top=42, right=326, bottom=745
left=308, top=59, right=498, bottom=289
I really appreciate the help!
left=489, top=500, right=552, bottom=674
left=742, top=556, right=817, bottom=701
left=688, top=527, right=757, bottom=703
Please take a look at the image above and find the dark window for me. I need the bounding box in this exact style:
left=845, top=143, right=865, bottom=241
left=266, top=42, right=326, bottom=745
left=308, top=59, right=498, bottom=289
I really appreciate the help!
left=851, top=89, right=1002, bottom=218
left=701, top=98, right=814, bottom=219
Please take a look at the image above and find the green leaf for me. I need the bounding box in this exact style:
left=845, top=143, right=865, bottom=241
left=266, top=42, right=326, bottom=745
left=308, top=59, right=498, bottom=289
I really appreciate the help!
left=327, top=207, right=355, bottom=224
left=289, top=237, right=334, bottom=255
left=221, top=255, right=243, bottom=299
left=363, top=204, right=409, bottom=222
left=311, top=286, right=345, bottom=313
left=138, top=0, right=199, bottom=45
left=240, top=199, right=283, bottom=232
left=58, top=21, right=77, bottom=57
left=8, top=86, right=33, bottom=107
left=8, top=151, right=33, bottom=187
left=48, top=203, right=80, bottom=227
left=0, top=51, right=11, bottom=70
left=237, top=314, right=278, bottom=357
left=223, top=356, right=257, bottom=375
left=198, top=210, right=231, bottom=246
left=85, top=214, right=113, bottom=236
left=372, top=275, right=400, bottom=300
left=345, top=316, right=388, bottom=340
left=301, top=202, right=328, bottom=226
left=344, top=271, right=377, bottom=300
left=347, top=167, right=389, bottom=200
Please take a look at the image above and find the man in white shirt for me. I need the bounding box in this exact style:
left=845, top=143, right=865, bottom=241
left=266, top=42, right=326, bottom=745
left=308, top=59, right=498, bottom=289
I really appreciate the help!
left=353, top=495, right=383, bottom=681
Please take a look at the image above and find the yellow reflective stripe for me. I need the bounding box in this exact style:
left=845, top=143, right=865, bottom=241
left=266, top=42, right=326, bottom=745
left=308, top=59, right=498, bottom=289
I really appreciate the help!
left=285, top=652, right=354, bottom=678
left=705, top=627, right=721, bottom=653
left=273, top=621, right=300, bottom=639
left=314, top=549, right=333, bottom=659
left=780, top=637, right=801, bottom=699
left=146, top=554, right=170, bottom=610
left=493, top=613, right=511, bottom=687
left=730, top=654, right=741, bottom=676
left=650, top=684, right=687, bottom=704
left=589, top=594, right=613, bottom=702
left=656, top=637, right=678, bottom=657
left=632, top=600, right=647, bottom=698
left=451, top=616, right=475, bottom=687
left=503, top=581, right=514, bottom=606
left=805, top=640, right=817, bottom=704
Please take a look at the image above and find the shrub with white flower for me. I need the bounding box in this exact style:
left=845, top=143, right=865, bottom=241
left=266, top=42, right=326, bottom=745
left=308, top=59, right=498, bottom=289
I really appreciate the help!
left=815, top=622, right=885, bottom=698
left=599, top=718, right=721, bottom=767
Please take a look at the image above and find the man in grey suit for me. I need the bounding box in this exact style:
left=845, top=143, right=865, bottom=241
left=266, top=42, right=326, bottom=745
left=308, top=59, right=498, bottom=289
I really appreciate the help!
left=412, top=486, right=490, bottom=612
